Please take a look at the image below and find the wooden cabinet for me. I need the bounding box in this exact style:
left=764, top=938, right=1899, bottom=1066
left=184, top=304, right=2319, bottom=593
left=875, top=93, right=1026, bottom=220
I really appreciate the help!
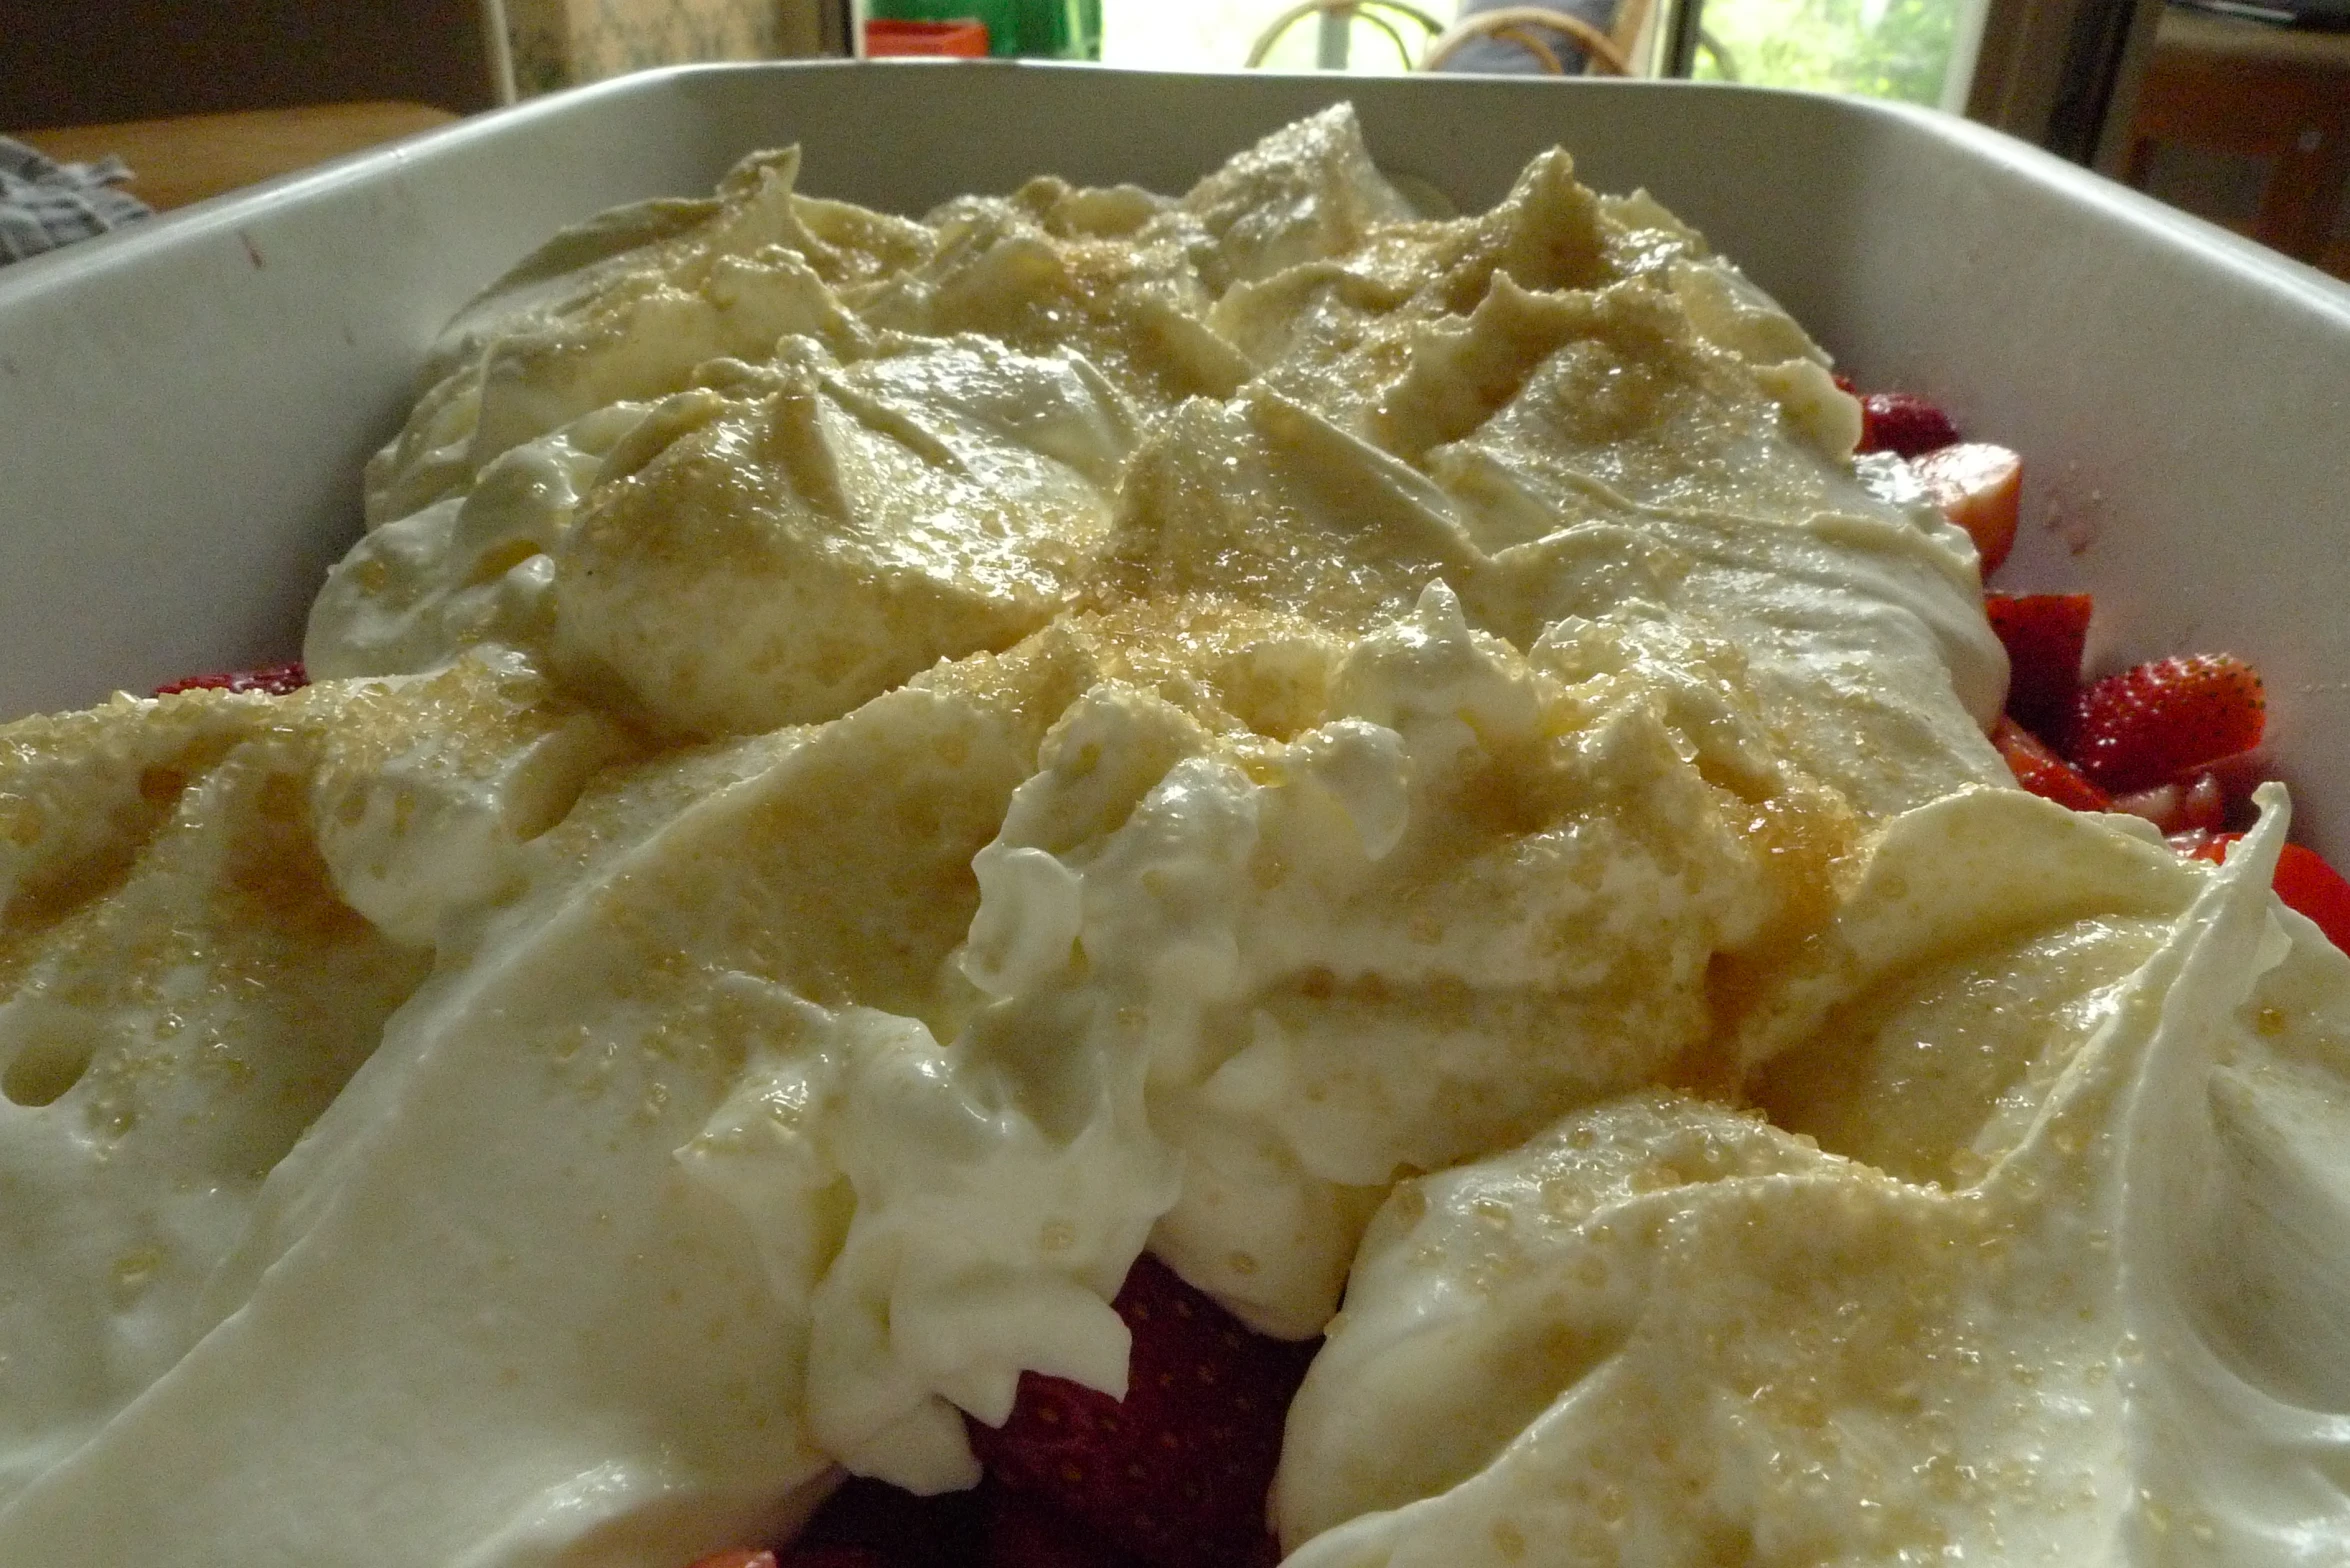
left=0, top=0, right=504, bottom=127
left=2121, top=8, right=2350, bottom=271
left=18, top=102, right=460, bottom=213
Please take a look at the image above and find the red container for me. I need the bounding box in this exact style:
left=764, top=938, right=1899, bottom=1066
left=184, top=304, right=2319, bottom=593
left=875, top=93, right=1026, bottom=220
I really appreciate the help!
left=864, top=18, right=990, bottom=56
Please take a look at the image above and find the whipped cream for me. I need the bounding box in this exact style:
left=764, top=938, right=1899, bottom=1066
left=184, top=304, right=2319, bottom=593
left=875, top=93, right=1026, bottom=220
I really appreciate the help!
left=1276, top=788, right=2350, bottom=1565
left=1, top=103, right=2341, bottom=1568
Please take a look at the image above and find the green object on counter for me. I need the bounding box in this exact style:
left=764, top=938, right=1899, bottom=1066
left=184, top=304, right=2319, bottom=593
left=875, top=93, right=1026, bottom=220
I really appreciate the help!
left=867, top=0, right=1100, bottom=59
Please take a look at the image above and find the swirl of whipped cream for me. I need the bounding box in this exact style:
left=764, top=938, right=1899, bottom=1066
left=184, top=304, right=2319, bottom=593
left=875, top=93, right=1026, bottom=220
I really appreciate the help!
left=1276, top=788, right=2350, bottom=1566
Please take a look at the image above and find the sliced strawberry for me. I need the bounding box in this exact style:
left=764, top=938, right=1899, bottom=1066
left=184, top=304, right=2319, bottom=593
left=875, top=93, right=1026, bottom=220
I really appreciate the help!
left=965, top=1253, right=1315, bottom=1568
left=2186, top=834, right=2350, bottom=954
left=2186, top=832, right=2229, bottom=863
left=1857, top=391, right=1962, bottom=457
left=773, top=1550, right=883, bottom=1568
left=788, top=1475, right=984, bottom=1567
left=982, top=1486, right=1150, bottom=1568
left=2066, top=654, right=2266, bottom=795
left=2195, top=748, right=2272, bottom=830
left=1984, top=593, right=2092, bottom=744
left=2274, top=844, right=2350, bottom=952
left=154, top=660, right=308, bottom=697
left=1914, top=442, right=2021, bottom=575
left=2114, top=772, right=2227, bottom=836
left=1993, top=715, right=2111, bottom=812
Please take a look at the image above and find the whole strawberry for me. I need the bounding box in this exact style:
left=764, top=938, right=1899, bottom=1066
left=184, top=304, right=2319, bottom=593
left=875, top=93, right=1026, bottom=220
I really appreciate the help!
left=965, top=1253, right=1315, bottom=1568
left=1857, top=391, right=1962, bottom=458
left=2066, top=654, right=2266, bottom=795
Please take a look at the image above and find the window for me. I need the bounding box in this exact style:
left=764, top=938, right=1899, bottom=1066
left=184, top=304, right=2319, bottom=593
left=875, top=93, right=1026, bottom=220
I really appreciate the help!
left=1689, top=0, right=1978, bottom=107
left=1096, top=0, right=1982, bottom=108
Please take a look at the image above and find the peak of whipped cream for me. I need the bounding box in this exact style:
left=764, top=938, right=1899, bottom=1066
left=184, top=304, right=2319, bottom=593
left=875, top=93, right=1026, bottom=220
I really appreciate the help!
left=2, top=103, right=2342, bottom=1568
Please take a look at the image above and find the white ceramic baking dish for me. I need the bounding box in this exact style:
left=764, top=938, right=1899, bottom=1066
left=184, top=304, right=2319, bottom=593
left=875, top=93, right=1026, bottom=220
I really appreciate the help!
left=2, top=64, right=2345, bottom=849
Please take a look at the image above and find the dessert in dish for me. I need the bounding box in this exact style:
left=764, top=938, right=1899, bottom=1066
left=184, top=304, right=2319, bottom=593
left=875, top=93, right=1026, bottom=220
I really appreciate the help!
left=2, top=104, right=2347, bottom=1567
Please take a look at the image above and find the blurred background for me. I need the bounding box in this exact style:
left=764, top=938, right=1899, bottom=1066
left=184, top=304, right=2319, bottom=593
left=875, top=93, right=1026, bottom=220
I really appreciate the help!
left=3, top=0, right=2343, bottom=280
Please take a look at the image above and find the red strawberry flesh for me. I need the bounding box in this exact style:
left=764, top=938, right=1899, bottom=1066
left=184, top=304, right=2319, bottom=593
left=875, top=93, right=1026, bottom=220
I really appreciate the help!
left=1857, top=391, right=1962, bottom=457
left=2187, top=834, right=2350, bottom=954
left=790, top=1474, right=984, bottom=1566
left=154, top=660, right=309, bottom=697
left=1993, top=715, right=2111, bottom=813
left=2114, top=772, right=2228, bottom=837
left=2066, top=654, right=2266, bottom=795
left=2273, top=843, right=2350, bottom=953
left=982, top=1484, right=1151, bottom=1568
left=1914, top=442, right=2022, bottom=575
left=774, top=1550, right=885, bottom=1568
left=965, top=1253, right=1316, bottom=1568
left=1985, top=594, right=2092, bottom=743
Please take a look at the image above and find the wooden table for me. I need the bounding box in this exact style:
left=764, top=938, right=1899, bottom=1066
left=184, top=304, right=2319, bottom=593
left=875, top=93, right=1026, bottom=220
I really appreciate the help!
left=16, top=101, right=460, bottom=213
left=2123, top=8, right=2350, bottom=269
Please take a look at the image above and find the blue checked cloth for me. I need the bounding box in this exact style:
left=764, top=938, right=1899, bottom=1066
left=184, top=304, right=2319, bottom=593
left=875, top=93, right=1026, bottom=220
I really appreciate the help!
left=1, top=135, right=151, bottom=265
